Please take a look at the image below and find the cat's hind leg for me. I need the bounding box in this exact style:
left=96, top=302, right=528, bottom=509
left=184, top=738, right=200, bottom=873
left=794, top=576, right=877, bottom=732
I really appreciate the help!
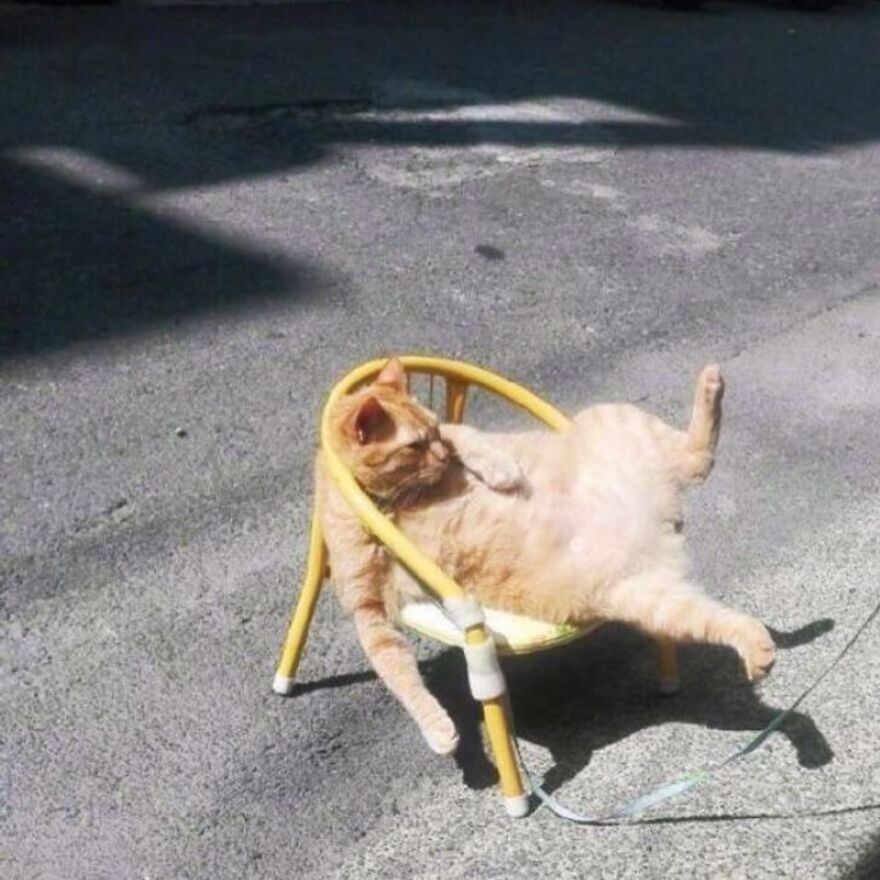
left=677, top=364, right=724, bottom=485
left=595, top=569, right=775, bottom=683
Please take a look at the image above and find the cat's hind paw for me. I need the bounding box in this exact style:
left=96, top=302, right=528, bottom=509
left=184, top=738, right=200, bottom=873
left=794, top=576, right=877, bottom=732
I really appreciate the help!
left=697, top=364, right=724, bottom=411
left=733, top=618, right=776, bottom=683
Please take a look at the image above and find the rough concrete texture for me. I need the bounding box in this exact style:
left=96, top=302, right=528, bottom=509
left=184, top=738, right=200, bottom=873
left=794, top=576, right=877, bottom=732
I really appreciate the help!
left=2, top=2, right=879, bottom=878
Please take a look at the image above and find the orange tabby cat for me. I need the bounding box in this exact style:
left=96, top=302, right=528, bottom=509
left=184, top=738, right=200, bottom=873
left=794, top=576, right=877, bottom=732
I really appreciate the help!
left=317, top=359, right=775, bottom=755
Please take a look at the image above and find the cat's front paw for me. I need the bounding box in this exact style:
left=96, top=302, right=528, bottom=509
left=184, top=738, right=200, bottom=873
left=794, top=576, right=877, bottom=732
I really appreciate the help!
left=732, top=617, right=776, bottom=683
left=421, top=713, right=460, bottom=755
left=464, top=453, right=527, bottom=494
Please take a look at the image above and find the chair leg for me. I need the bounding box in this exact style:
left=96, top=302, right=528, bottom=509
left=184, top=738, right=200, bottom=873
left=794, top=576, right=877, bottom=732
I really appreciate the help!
left=273, top=515, right=328, bottom=695
left=657, top=638, right=680, bottom=695
left=481, top=695, right=530, bottom=818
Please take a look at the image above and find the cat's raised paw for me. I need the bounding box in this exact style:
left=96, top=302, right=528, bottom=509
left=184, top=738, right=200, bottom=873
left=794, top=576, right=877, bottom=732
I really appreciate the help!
left=733, top=618, right=776, bottom=683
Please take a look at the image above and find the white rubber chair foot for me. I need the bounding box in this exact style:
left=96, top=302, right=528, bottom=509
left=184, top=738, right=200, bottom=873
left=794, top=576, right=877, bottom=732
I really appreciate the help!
left=273, top=673, right=296, bottom=695
left=659, top=675, right=681, bottom=695
left=504, top=794, right=530, bottom=818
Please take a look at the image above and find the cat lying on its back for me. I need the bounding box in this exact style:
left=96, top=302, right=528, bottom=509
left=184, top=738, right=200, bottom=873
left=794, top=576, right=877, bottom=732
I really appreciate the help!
left=317, top=359, right=775, bottom=755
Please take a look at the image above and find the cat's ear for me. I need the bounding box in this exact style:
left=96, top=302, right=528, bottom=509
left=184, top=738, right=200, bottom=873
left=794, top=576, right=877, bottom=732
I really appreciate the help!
left=374, top=357, right=407, bottom=393
left=353, top=396, right=390, bottom=445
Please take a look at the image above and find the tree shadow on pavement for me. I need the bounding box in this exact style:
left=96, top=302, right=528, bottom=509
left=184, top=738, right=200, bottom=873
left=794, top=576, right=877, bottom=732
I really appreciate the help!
left=0, top=159, right=329, bottom=361
left=8, top=0, right=880, bottom=187
left=3, top=1, right=879, bottom=360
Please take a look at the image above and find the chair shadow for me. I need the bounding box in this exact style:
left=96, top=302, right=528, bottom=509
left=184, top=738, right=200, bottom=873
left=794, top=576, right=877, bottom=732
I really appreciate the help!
left=287, top=669, right=380, bottom=697
left=421, top=617, right=836, bottom=793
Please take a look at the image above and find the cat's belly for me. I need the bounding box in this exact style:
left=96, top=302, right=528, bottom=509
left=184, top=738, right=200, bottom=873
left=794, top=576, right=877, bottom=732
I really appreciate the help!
left=393, top=464, right=680, bottom=623
left=540, top=473, right=664, bottom=578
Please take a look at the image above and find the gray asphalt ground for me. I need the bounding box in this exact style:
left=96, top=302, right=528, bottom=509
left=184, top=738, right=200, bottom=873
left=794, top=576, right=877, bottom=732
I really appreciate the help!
left=2, top=1, right=880, bottom=878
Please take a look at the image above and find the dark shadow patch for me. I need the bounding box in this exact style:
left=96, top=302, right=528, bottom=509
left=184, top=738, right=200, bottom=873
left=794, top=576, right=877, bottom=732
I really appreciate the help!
left=474, top=244, right=506, bottom=262
left=183, top=98, right=373, bottom=131
left=0, top=159, right=332, bottom=360
left=840, top=829, right=880, bottom=880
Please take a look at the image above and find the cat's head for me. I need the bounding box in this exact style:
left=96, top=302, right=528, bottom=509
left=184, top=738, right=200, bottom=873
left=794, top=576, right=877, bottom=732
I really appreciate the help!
left=328, top=358, right=451, bottom=500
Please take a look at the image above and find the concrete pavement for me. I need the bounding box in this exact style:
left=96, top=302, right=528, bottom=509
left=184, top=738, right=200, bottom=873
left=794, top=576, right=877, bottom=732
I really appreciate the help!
left=2, top=2, right=879, bottom=878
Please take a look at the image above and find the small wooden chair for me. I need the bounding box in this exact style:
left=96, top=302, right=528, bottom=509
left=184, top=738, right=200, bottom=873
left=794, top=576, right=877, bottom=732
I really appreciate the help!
left=272, top=356, right=679, bottom=817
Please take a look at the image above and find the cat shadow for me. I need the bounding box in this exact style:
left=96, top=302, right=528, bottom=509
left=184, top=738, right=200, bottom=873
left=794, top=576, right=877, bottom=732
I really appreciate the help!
left=422, top=618, right=836, bottom=794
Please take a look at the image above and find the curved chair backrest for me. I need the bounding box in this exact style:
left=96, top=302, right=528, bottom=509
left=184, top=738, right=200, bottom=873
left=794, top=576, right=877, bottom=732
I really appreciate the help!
left=319, top=356, right=571, bottom=606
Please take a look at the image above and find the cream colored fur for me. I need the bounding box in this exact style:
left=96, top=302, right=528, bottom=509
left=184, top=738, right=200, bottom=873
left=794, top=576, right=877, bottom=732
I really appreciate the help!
left=317, top=359, right=775, bottom=755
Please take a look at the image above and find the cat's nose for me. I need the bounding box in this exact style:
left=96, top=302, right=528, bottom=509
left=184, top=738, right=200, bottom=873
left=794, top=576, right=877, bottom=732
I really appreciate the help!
left=430, top=441, right=448, bottom=461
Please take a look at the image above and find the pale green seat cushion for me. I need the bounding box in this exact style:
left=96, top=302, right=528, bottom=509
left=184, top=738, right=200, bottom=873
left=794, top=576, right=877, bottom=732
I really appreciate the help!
left=400, top=601, right=603, bottom=656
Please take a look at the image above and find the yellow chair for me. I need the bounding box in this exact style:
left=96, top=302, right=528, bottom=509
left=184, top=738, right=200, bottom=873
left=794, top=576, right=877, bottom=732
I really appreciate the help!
left=272, top=356, right=679, bottom=818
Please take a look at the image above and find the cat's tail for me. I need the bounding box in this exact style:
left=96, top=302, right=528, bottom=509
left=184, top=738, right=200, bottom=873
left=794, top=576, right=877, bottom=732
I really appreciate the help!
left=352, top=599, right=460, bottom=755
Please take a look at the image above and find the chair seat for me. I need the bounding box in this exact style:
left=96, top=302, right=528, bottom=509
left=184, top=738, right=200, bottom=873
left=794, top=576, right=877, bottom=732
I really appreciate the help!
left=399, top=601, right=603, bottom=656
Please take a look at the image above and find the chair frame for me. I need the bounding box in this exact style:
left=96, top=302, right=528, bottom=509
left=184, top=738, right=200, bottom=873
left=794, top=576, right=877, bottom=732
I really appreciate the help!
left=272, top=356, right=678, bottom=817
